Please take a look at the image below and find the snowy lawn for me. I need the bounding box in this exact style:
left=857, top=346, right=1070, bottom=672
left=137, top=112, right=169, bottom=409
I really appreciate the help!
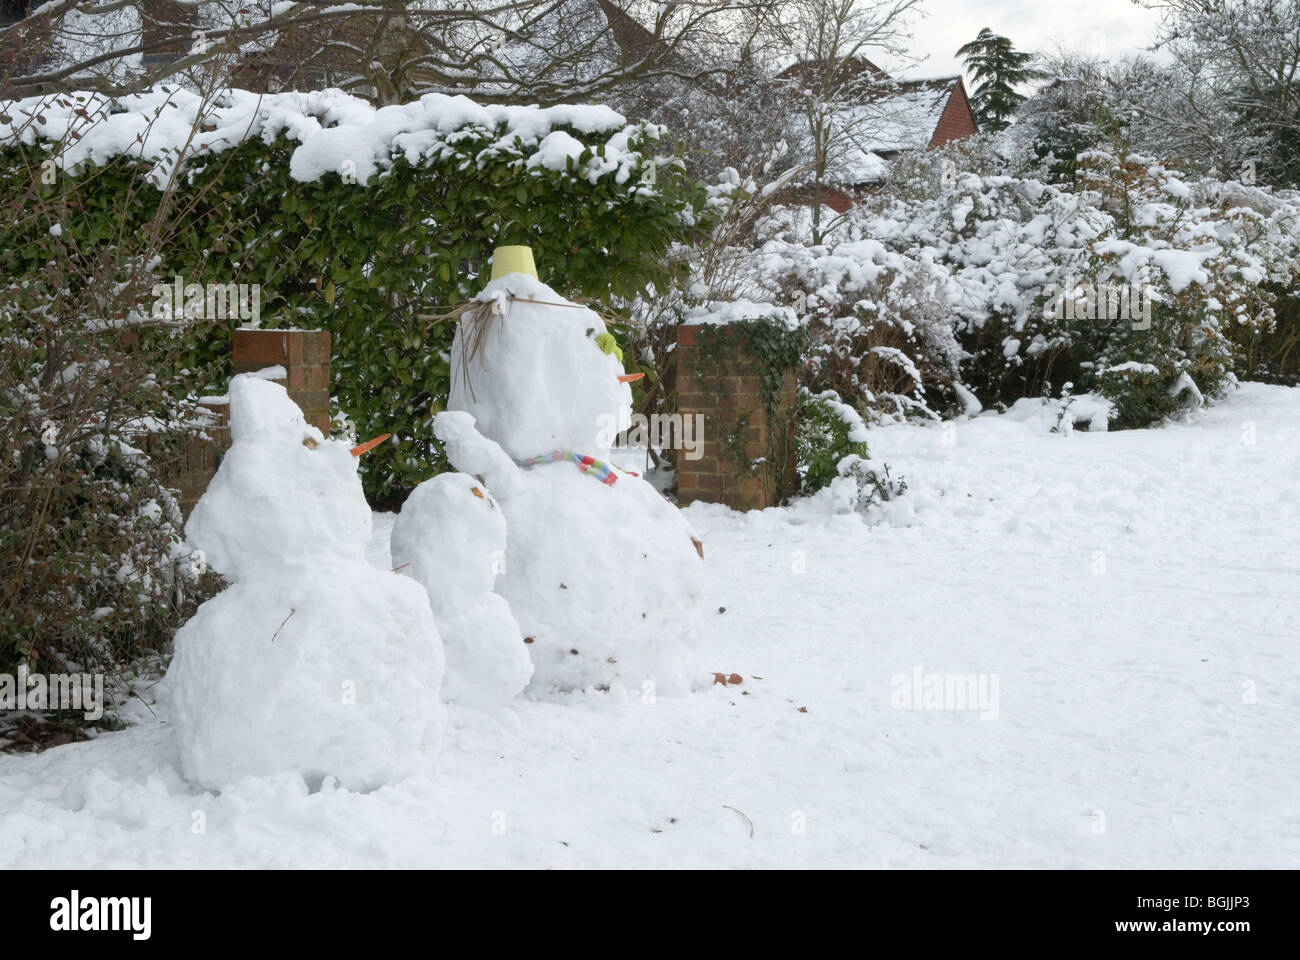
left=2, top=382, right=1296, bottom=867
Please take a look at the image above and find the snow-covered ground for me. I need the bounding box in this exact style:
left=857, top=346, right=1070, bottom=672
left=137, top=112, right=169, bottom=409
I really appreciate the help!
left=2, top=382, right=1296, bottom=868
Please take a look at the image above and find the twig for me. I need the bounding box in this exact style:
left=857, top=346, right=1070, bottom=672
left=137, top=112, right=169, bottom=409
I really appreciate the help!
left=271, top=608, right=296, bottom=642
left=722, top=805, right=754, bottom=838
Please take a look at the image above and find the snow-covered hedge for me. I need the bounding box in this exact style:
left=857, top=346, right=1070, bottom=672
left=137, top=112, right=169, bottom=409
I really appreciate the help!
left=1, top=87, right=654, bottom=189
left=1, top=87, right=710, bottom=504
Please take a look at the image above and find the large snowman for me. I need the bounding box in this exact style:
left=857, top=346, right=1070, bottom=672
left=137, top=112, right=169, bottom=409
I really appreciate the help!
left=165, top=374, right=446, bottom=790
left=423, top=246, right=704, bottom=696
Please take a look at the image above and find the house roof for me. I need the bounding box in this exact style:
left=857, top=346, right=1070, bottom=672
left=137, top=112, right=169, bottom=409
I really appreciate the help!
left=777, top=57, right=977, bottom=184
left=858, top=75, right=967, bottom=154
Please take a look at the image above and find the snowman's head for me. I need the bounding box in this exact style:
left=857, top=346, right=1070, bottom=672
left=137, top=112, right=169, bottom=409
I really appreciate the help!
left=393, top=471, right=505, bottom=604
left=186, top=375, right=372, bottom=581
left=448, top=273, right=633, bottom=460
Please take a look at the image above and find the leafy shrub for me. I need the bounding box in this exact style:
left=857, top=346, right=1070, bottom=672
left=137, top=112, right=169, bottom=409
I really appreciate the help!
left=0, top=100, right=221, bottom=678
left=1059, top=148, right=1289, bottom=424
left=796, top=388, right=868, bottom=493
left=836, top=455, right=908, bottom=511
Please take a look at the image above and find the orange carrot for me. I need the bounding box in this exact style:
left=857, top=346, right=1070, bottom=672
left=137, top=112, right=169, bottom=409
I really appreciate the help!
left=350, top=433, right=391, bottom=457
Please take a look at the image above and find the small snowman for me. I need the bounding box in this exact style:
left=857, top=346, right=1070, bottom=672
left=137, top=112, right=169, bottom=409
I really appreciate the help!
left=165, top=374, right=446, bottom=791
left=429, top=245, right=704, bottom=696
left=390, top=471, right=533, bottom=711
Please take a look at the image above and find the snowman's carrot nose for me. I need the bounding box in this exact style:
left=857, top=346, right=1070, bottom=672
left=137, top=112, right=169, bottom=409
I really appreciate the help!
left=617, top=373, right=644, bottom=384
left=350, top=433, right=391, bottom=457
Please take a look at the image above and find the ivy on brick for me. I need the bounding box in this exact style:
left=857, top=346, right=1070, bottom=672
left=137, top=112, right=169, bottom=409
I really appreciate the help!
left=695, top=320, right=807, bottom=419
left=691, top=318, right=806, bottom=503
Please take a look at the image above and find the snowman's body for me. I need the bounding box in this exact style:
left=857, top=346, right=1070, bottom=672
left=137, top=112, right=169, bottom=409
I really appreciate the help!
left=434, top=273, right=703, bottom=695
left=166, top=376, right=445, bottom=791
left=391, top=472, right=533, bottom=711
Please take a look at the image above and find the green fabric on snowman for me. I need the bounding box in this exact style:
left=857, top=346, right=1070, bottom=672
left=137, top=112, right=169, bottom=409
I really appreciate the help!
left=595, top=332, right=623, bottom=364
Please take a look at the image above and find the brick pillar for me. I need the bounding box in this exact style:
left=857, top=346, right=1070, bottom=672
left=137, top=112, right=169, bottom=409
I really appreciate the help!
left=675, top=324, right=798, bottom=511
left=166, top=329, right=331, bottom=518
left=175, top=401, right=231, bottom=519
left=231, top=328, right=332, bottom=434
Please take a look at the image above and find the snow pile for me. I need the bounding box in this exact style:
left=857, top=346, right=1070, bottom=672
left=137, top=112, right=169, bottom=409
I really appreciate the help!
left=1002, top=394, right=1115, bottom=434
left=0, top=87, right=653, bottom=189
left=680, top=299, right=800, bottom=330
left=391, top=472, right=533, bottom=711
left=433, top=272, right=704, bottom=694
left=165, top=376, right=445, bottom=790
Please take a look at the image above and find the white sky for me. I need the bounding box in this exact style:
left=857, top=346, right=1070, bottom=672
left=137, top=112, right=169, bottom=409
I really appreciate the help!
left=883, top=0, right=1169, bottom=80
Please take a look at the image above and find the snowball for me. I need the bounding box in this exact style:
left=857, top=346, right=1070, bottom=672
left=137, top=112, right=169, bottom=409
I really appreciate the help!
left=167, top=565, right=445, bottom=791
left=226, top=373, right=303, bottom=443
left=490, top=465, right=703, bottom=695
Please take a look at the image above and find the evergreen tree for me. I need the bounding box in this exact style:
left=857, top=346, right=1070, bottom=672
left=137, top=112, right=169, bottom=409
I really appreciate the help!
left=956, top=28, right=1045, bottom=131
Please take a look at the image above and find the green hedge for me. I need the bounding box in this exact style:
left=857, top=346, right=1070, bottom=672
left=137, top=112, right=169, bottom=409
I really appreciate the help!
left=2, top=111, right=710, bottom=506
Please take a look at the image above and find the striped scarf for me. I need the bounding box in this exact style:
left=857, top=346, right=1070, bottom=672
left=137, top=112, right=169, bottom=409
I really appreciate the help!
left=515, top=450, right=639, bottom=485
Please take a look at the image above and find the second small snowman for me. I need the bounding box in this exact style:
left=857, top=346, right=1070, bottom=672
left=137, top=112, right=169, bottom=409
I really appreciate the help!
left=390, top=472, right=533, bottom=711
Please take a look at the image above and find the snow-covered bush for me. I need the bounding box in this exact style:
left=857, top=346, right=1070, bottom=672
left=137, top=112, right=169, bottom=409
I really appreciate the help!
left=1063, top=149, right=1297, bottom=424
left=859, top=146, right=1102, bottom=410
left=835, top=454, right=908, bottom=510
left=765, top=141, right=1300, bottom=428
left=754, top=233, right=965, bottom=421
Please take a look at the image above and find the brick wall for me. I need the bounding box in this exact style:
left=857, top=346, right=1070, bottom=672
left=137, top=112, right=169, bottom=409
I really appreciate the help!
left=169, top=328, right=331, bottom=517
left=173, top=401, right=231, bottom=518
left=675, top=324, right=798, bottom=512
